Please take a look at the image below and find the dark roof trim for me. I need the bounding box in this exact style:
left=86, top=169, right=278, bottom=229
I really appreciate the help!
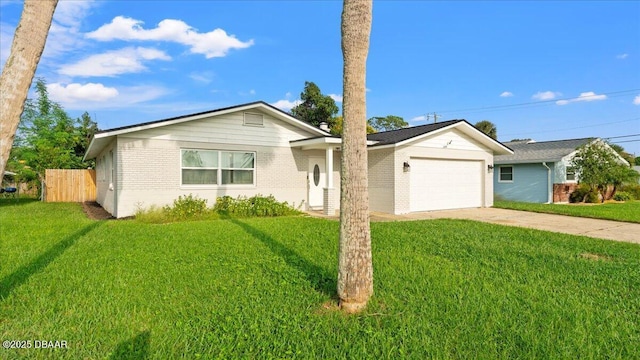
left=95, top=100, right=303, bottom=134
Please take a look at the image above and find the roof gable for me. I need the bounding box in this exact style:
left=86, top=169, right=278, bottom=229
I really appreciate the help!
left=85, top=101, right=328, bottom=160
left=367, top=119, right=513, bottom=155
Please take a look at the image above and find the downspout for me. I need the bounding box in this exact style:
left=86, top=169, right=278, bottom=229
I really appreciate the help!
left=542, top=162, right=552, bottom=204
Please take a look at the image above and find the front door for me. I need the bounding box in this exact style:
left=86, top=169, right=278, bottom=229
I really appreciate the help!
left=308, top=157, right=326, bottom=210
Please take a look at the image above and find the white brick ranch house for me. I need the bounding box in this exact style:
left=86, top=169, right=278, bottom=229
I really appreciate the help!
left=83, top=101, right=512, bottom=218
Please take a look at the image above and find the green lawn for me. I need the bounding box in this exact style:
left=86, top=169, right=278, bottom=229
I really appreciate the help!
left=1, top=199, right=639, bottom=359
left=494, top=200, right=640, bottom=223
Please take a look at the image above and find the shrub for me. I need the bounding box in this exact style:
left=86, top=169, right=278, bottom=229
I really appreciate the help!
left=163, top=194, right=209, bottom=219
left=213, top=195, right=300, bottom=217
left=569, top=185, right=599, bottom=203
left=619, top=183, right=640, bottom=200
left=134, top=205, right=167, bottom=224
left=613, top=191, right=632, bottom=201
left=135, top=194, right=299, bottom=223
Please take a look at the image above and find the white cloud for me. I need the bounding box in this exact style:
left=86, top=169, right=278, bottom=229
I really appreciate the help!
left=366, top=88, right=372, bottom=92
left=328, top=93, right=343, bottom=103
left=43, top=0, right=96, bottom=60
left=58, top=47, right=171, bottom=77
left=48, top=82, right=119, bottom=103
left=555, top=91, right=607, bottom=105
left=1, top=1, right=98, bottom=67
left=238, top=89, right=256, bottom=96
left=500, top=91, right=514, bottom=97
left=632, top=95, right=640, bottom=105
left=616, top=53, right=628, bottom=59
left=532, top=91, right=561, bottom=101
left=411, top=115, right=427, bottom=122
left=48, top=83, right=169, bottom=110
left=189, top=71, right=214, bottom=84
left=271, top=99, right=301, bottom=111
left=86, top=16, right=254, bottom=59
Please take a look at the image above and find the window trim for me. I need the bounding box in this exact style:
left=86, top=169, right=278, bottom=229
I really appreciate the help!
left=180, top=149, right=256, bottom=188
left=565, top=166, right=576, bottom=182
left=498, top=165, right=513, bottom=183
left=99, top=155, right=106, bottom=181
left=181, top=149, right=219, bottom=186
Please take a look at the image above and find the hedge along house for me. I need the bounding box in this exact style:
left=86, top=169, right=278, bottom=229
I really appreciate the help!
left=84, top=101, right=512, bottom=218
left=493, top=138, right=628, bottom=203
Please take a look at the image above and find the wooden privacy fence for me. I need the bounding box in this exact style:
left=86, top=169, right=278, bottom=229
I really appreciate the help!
left=45, top=169, right=96, bottom=202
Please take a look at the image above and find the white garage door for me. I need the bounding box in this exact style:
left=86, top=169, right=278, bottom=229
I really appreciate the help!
left=410, top=158, right=483, bottom=212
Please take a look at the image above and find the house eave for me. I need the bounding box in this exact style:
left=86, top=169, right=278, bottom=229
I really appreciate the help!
left=290, top=137, right=378, bottom=150
left=494, top=158, right=562, bottom=165
left=84, top=101, right=328, bottom=160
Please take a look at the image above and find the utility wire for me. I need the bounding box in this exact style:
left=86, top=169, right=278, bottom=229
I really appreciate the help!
left=611, top=139, right=640, bottom=144
left=604, top=134, right=640, bottom=139
left=428, top=89, right=640, bottom=115
left=500, top=117, right=640, bottom=137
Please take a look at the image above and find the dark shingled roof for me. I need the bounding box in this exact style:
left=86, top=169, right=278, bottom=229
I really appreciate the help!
left=367, top=119, right=463, bottom=146
left=494, top=137, right=594, bottom=164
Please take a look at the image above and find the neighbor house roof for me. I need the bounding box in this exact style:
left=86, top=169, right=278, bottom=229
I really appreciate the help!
left=494, top=137, right=594, bottom=164
left=84, top=101, right=329, bottom=160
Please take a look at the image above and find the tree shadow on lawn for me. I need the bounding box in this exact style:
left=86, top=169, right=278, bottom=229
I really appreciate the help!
left=231, top=219, right=337, bottom=297
left=109, top=330, right=151, bottom=360
left=0, top=221, right=103, bottom=300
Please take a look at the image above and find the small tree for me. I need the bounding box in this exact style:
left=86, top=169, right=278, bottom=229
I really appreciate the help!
left=367, top=115, right=408, bottom=132
left=9, top=78, right=98, bottom=196
left=331, top=116, right=376, bottom=135
left=291, top=81, right=339, bottom=128
left=0, top=0, right=58, bottom=177
left=474, top=120, right=497, bottom=140
left=571, top=140, right=632, bottom=202
left=609, top=143, right=635, bottom=166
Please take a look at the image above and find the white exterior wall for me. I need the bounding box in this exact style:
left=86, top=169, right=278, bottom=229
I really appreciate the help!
left=555, top=154, right=575, bottom=183
left=105, top=110, right=325, bottom=217
left=391, top=128, right=495, bottom=214
left=368, top=148, right=396, bottom=213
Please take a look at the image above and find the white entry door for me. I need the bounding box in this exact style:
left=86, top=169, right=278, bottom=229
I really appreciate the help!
left=308, top=157, right=326, bottom=209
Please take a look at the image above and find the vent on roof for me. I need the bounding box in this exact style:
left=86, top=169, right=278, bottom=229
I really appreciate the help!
left=244, top=112, right=264, bottom=126
left=527, top=140, right=536, bottom=144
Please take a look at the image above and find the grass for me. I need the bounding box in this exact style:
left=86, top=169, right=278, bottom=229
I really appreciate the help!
left=1, top=199, right=639, bottom=359
left=494, top=200, right=640, bottom=223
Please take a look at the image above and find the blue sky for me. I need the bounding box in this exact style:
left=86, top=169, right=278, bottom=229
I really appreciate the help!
left=1, top=0, right=639, bottom=155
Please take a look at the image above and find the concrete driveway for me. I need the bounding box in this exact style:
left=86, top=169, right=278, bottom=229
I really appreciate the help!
left=311, top=208, right=640, bottom=244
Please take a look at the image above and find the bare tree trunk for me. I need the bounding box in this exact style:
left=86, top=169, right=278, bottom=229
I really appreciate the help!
left=338, top=0, right=373, bottom=314
left=0, top=0, right=58, bottom=177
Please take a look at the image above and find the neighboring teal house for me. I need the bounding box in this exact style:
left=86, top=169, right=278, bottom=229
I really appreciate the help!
left=494, top=138, right=595, bottom=203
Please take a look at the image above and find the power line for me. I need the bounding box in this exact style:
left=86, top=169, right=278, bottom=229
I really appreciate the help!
left=500, top=117, right=640, bottom=137
left=428, top=88, right=640, bottom=115
left=611, top=139, right=640, bottom=144
left=604, top=133, right=640, bottom=140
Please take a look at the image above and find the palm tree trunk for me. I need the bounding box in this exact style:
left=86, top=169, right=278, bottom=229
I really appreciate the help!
left=338, top=0, right=373, bottom=313
left=0, top=0, right=58, bottom=177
